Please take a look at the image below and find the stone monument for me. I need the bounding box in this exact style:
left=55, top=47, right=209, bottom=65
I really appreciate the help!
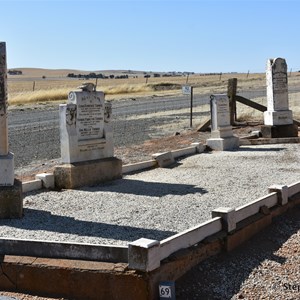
left=0, top=42, right=23, bottom=218
left=262, top=58, right=298, bottom=138
left=207, top=94, right=239, bottom=151
left=54, top=83, right=122, bottom=189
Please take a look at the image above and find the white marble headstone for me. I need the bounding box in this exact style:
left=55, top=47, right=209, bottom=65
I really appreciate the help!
left=59, top=85, right=113, bottom=163
left=266, top=58, right=288, bottom=111
left=207, top=94, right=239, bottom=150
left=264, top=58, right=293, bottom=125
left=210, top=94, right=233, bottom=138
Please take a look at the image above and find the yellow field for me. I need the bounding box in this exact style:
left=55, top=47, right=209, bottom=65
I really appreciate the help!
left=6, top=68, right=300, bottom=106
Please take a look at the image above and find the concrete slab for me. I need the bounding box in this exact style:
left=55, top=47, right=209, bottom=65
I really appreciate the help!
left=152, top=152, right=175, bottom=167
left=35, top=173, right=55, bottom=189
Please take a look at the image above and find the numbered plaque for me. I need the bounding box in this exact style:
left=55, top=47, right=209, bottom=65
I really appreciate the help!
left=159, top=281, right=176, bottom=299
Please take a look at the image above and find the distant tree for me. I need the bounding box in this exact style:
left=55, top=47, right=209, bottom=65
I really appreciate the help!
left=8, top=70, right=22, bottom=75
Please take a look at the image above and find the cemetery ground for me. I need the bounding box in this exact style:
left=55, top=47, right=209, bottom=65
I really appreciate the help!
left=2, top=67, right=300, bottom=299
left=12, top=119, right=260, bottom=181
left=1, top=143, right=300, bottom=299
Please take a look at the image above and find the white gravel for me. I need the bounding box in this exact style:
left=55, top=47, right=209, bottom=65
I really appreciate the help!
left=1, top=143, right=300, bottom=246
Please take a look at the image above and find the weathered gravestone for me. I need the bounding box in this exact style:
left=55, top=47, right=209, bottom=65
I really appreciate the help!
left=206, top=94, right=239, bottom=151
left=0, top=42, right=23, bottom=218
left=54, top=83, right=122, bottom=189
left=262, top=58, right=298, bottom=138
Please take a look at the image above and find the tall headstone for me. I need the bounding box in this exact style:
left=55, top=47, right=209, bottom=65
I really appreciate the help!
left=206, top=94, right=239, bottom=151
left=262, top=58, right=298, bottom=137
left=0, top=42, right=23, bottom=218
left=54, top=83, right=121, bottom=189
left=0, top=43, right=13, bottom=185
left=59, top=83, right=113, bottom=163
left=264, top=58, right=292, bottom=125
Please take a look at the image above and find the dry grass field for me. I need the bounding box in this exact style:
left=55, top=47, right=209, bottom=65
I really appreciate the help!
left=7, top=68, right=300, bottom=109
left=6, top=68, right=262, bottom=105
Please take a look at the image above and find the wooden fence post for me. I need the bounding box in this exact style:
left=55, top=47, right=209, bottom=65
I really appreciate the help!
left=227, top=78, right=237, bottom=125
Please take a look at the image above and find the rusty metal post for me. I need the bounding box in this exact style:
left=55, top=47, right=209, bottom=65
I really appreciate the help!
left=227, top=78, right=237, bottom=125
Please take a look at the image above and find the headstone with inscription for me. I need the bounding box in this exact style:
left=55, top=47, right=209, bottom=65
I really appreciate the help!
left=264, top=58, right=293, bottom=125
left=60, top=84, right=113, bottom=163
left=262, top=58, right=298, bottom=138
left=0, top=42, right=23, bottom=218
left=55, top=83, right=121, bottom=189
left=207, top=94, right=239, bottom=151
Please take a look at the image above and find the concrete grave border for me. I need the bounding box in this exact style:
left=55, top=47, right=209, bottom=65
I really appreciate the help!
left=20, top=142, right=206, bottom=192
left=2, top=170, right=300, bottom=298
left=1, top=180, right=300, bottom=299
left=5, top=139, right=300, bottom=299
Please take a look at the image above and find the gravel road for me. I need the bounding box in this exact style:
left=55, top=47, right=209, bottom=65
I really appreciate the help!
left=8, top=99, right=210, bottom=170
left=1, top=143, right=300, bottom=246
left=7, top=87, right=280, bottom=170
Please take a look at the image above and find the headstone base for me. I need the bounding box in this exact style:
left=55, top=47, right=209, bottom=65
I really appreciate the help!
left=211, top=127, right=233, bottom=138
left=207, top=136, right=239, bottom=151
left=0, top=153, right=14, bottom=186
left=261, top=124, right=298, bottom=138
left=54, top=157, right=122, bottom=189
left=264, top=110, right=293, bottom=126
left=0, top=179, right=23, bottom=219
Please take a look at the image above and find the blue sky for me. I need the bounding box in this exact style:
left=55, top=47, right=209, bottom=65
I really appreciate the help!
left=1, top=0, right=300, bottom=73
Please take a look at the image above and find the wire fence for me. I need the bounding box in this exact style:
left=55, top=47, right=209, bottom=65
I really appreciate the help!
left=112, top=94, right=211, bottom=146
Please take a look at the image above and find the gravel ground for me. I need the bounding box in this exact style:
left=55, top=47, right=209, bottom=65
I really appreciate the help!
left=1, top=143, right=300, bottom=246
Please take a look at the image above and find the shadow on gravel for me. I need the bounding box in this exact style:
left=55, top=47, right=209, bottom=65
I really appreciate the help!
left=79, top=178, right=208, bottom=197
left=238, top=147, right=286, bottom=152
left=2, top=208, right=176, bottom=242
left=175, top=206, right=300, bottom=300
